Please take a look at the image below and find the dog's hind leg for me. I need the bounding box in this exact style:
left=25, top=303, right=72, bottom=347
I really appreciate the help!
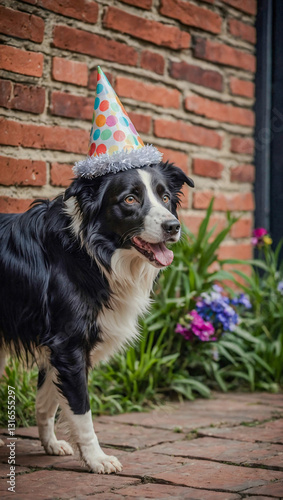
left=36, top=367, right=73, bottom=456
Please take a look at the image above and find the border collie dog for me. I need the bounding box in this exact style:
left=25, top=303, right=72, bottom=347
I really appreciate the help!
left=0, top=162, right=194, bottom=473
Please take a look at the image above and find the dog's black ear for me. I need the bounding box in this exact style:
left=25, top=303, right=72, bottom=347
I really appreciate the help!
left=160, top=161, right=194, bottom=189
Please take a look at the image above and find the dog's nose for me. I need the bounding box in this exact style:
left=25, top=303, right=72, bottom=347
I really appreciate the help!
left=162, top=220, right=180, bottom=236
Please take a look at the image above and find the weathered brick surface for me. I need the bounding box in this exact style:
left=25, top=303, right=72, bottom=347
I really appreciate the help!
left=170, top=61, right=223, bottom=91
left=231, top=136, right=254, bottom=154
left=22, top=0, right=99, bottom=24
left=52, top=57, right=88, bottom=86
left=231, top=164, right=255, bottom=183
left=50, top=91, right=93, bottom=120
left=0, top=46, right=43, bottom=77
left=0, top=5, right=44, bottom=42
left=160, top=0, right=222, bottom=34
left=228, top=18, right=256, bottom=44
left=154, top=119, right=222, bottom=149
left=0, top=80, right=45, bottom=114
left=103, top=7, right=191, bottom=50
left=0, top=119, right=88, bottom=154
left=0, top=0, right=257, bottom=252
left=0, top=196, right=33, bottom=213
left=193, top=191, right=254, bottom=211
left=193, top=158, right=224, bottom=178
left=229, top=77, right=255, bottom=98
left=116, top=77, right=181, bottom=109
left=140, top=50, right=165, bottom=75
left=0, top=157, right=46, bottom=186
left=53, top=25, right=138, bottom=66
left=194, top=38, right=256, bottom=72
left=50, top=162, right=73, bottom=187
left=222, top=0, right=257, bottom=15
left=185, top=94, right=255, bottom=126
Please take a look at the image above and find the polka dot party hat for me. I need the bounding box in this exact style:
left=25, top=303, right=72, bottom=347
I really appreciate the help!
left=73, top=66, right=163, bottom=178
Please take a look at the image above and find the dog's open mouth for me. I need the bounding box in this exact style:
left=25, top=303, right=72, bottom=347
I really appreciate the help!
left=131, top=236, right=174, bottom=267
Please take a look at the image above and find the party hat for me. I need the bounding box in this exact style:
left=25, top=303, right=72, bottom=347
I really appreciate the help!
left=73, top=66, right=162, bottom=178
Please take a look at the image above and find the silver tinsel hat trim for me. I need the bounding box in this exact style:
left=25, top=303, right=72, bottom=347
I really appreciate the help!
left=73, top=144, right=163, bottom=178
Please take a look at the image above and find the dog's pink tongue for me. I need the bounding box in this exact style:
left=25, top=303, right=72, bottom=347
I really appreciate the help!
left=148, top=242, right=174, bottom=266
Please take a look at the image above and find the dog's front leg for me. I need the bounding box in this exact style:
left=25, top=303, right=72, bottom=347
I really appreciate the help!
left=52, top=349, right=122, bottom=474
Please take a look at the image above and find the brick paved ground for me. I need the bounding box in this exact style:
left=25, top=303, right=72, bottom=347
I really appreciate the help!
left=0, top=393, right=282, bottom=499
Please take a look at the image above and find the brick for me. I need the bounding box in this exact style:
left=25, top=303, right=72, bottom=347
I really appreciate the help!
left=158, top=147, right=188, bottom=172
left=118, top=484, right=238, bottom=500
left=193, top=158, right=224, bottom=178
left=119, top=0, right=152, bottom=9
left=50, top=162, right=73, bottom=187
left=103, top=7, right=190, bottom=50
left=160, top=0, right=221, bottom=34
left=218, top=243, right=253, bottom=261
left=230, top=218, right=253, bottom=238
left=0, top=156, right=46, bottom=186
left=229, top=19, right=256, bottom=44
left=194, top=37, right=256, bottom=72
left=193, top=190, right=254, bottom=211
left=0, top=45, right=43, bottom=77
left=222, top=0, right=256, bottom=16
left=53, top=25, right=138, bottom=66
left=170, top=60, right=223, bottom=92
left=128, top=112, right=151, bottom=135
left=0, top=79, right=45, bottom=114
left=50, top=91, right=93, bottom=121
left=200, top=418, right=283, bottom=444
left=230, top=164, right=255, bottom=183
left=0, top=79, right=12, bottom=107
left=0, top=6, right=44, bottom=43
left=88, top=69, right=113, bottom=90
left=116, top=77, right=180, bottom=109
left=185, top=94, right=255, bottom=127
left=231, top=136, right=254, bottom=155
left=154, top=119, right=222, bottom=149
left=52, top=57, right=88, bottom=87
left=0, top=118, right=88, bottom=154
left=181, top=213, right=226, bottom=236
left=230, top=77, right=255, bottom=98
left=0, top=82, right=45, bottom=114
left=140, top=50, right=165, bottom=75
left=0, top=197, right=33, bottom=213
left=22, top=0, right=98, bottom=24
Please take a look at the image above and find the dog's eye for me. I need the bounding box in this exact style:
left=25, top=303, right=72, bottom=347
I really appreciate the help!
left=162, top=194, right=170, bottom=204
left=125, top=195, right=138, bottom=205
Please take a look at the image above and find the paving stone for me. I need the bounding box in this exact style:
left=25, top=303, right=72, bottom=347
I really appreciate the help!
left=199, top=419, right=283, bottom=444
left=149, top=436, right=283, bottom=468
left=0, top=463, right=30, bottom=478
left=0, top=469, right=139, bottom=499
left=104, top=482, right=241, bottom=499
left=99, top=397, right=282, bottom=431
left=119, top=450, right=186, bottom=477
left=213, top=392, right=283, bottom=408
left=243, top=479, right=283, bottom=497
left=150, top=459, right=283, bottom=492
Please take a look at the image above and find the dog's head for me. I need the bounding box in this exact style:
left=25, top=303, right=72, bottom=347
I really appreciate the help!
left=64, top=162, right=194, bottom=269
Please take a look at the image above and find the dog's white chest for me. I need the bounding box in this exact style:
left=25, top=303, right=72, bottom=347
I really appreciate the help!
left=91, top=249, right=158, bottom=366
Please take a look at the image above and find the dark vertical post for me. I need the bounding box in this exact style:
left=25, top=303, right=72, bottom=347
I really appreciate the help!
left=270, top=0, right=283, bottom=250
left=254, top=0, right=273, bottom=231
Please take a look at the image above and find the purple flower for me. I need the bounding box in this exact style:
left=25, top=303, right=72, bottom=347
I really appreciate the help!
left=278, top=281, right=283, bottom=295
left=175, top=311, right=215, bottom=342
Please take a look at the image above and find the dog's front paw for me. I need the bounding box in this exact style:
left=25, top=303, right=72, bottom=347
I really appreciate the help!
left=44, top=439, right=74, bottom=456
left=89, top=454, right=123, bottom=474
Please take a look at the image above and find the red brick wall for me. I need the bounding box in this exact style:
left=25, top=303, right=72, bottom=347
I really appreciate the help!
left=0, top=0, right=256, bottom=261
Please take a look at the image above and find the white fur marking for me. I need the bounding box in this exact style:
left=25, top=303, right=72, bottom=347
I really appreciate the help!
left=93, top=248, right=158, bottom=365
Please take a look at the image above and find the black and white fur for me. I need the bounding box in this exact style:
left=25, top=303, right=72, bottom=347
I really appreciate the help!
left=0, top=161, right=194, bottom=473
